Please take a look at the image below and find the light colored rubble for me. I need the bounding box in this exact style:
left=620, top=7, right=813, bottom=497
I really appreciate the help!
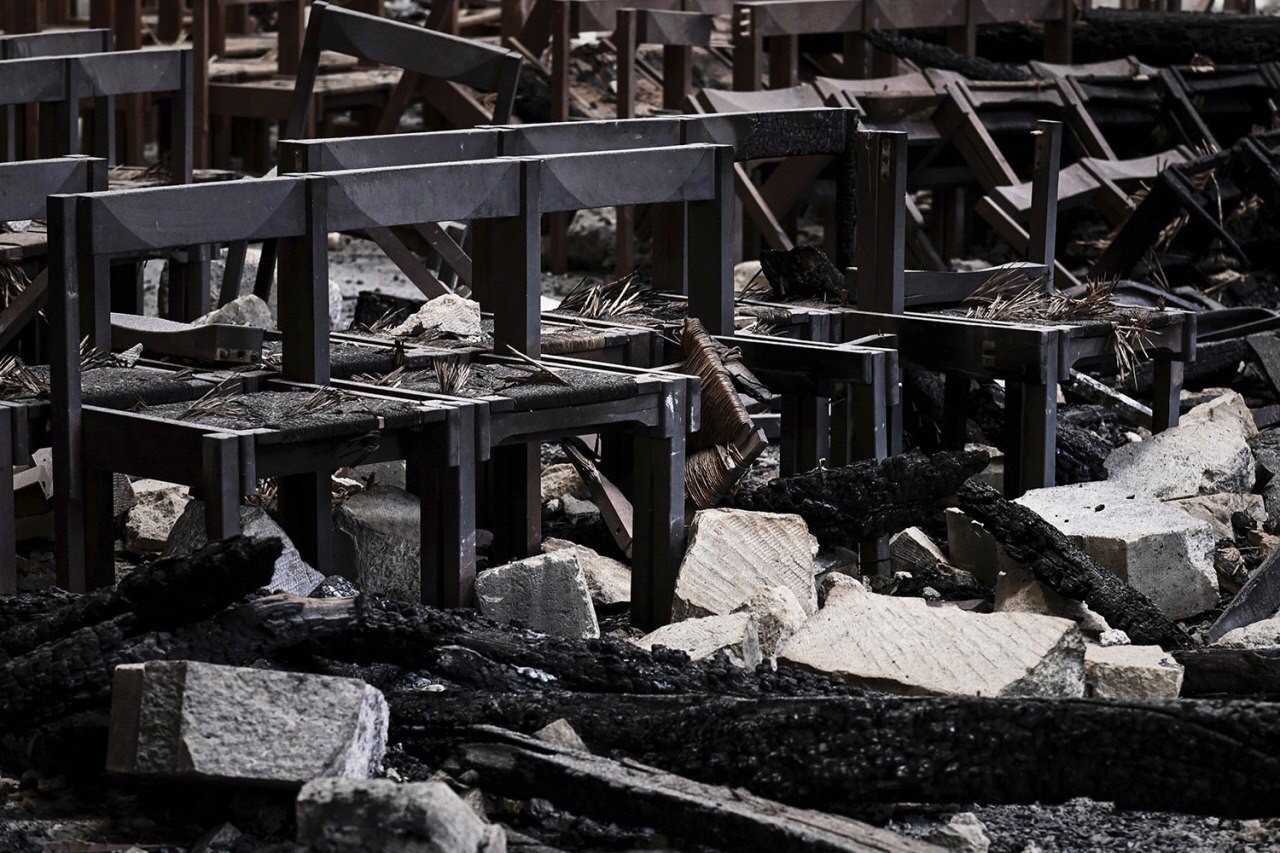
left=475, top=551, right=600, bottom=639
left=779, top=583, right=1085, bottom=697
left=636, top=612, right=762, bottom=669
left=672, top=509, right=818, bottom=621
left=1085, top=644, right=1184, bottom=699
left=107, top=661, right=388, bottom=785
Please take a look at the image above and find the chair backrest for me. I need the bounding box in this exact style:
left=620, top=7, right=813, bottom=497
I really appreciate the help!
left=289, top=1, right=524, bottom=137
left=0, top=28, right=112, bottom=59
left=0, top=49, right=193, bottom=177
left=300, top=144, right=734, bottom=366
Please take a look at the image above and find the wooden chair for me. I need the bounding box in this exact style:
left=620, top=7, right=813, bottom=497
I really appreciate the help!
left=843, top=124, right=1195, bottom=496
left=47, top=174, right=485, bottom=602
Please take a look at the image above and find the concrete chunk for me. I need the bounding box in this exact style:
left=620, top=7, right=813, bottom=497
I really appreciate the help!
left=1085, top=644, right=1184, bottom=699
left=944, top=508, right=1020, bottom=587
left=1015, top=482, right=1218, bottom=620
left=1106, top=393, right=1256, bottom=499
left=297, top=778, right=505, bottom=853
left=994, top=564, right=1110, bottom=635
left=672, top=509, right=818, bottom=622
left=388, top=292, right=481, bottom=339
left=476, top=551, right=600, bottom=639
left=636, top=612, right=762, bottom=669
left=124, top=480, right=190, bottom=554
left=541, top=538, right=630, bottom=605
left=733, top=585, right=807, bottom=662
left=333, top=485, right=422, bottom=602
left=164, top=502, right=324, bottom=597
left=1212, top=615, right=1280, bottom=648
left=890, top=527, right=951, bottom=575
left=107, top=661, right=388, bottom=785
left=1167, top=492, right=1266, bottom=541
left=780, top=584, right=1085, bottom=697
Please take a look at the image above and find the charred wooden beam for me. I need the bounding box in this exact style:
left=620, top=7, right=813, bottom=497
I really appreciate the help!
left=395, top=691, right=1280, bottom=818
left=731, top=450, right=990, bottom=548
left=955, top=480, right=1195, bottom=650
left=461, top=727, right=941, bottom=852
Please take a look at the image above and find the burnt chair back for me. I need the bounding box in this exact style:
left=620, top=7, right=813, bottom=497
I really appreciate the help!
left=0, top=48, right=193, bottom=177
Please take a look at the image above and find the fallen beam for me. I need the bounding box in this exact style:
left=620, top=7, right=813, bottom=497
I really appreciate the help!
left=462, top=727, right=941, bottom=852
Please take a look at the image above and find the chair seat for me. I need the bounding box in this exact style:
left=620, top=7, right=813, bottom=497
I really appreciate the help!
left=395, top=361, right=640, bottom=410
left=12, top=365, right=213, bottom=409
left=135, top=387, right=437, bottom=444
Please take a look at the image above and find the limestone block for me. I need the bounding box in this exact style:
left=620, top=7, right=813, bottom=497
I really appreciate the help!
left=541, top=538, right=630, bottom=605
left=779, top=583, right=1085, bottom=697
left=636, top=613, right=762, bottom=669
left=296, top=778, right=505, bottom=853
left=1085, top=644, right=1184, bottom=699
left=475, top=551, right=600, bottom=639
left=672, top=509, right=817, bottom=621
left=107, top=661, right=387, bottom=785
left=1015, top=482, right=1218, bottom=620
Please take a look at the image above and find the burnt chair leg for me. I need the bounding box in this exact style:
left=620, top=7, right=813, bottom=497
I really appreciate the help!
left=1151, top=358, right=1184, bottom=433
left=941, top=371, right=970, bottom=450
left=409, top=409, right=479, bottom=609
left=630, top=382, right=688, bottom=630
left=847, top=372, right=889, bottom=463
left=780, top=393, right=829, bottom=476
left=278, top=470, right=333, bottom=574
left=202, top=433, right=244, bottom=541
left=1004, top=375, right=1058, bottom=499
left=490, top=443, right=540, bottom=565
left=0, top=406, right=14, bottom=595
left=166, top=246, right=212, bottom=322
left=83, top=467, right=117, bottom=588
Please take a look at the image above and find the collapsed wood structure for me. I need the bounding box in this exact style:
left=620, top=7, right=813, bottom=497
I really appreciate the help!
left=3, top=0, right=1280, bottom=850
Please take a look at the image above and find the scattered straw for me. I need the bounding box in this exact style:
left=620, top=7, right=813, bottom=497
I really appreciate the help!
left=0, top=354, right=47, bottom=400
left=433, top=358, right=472, bottom=396
left=179, top=379, right=250, bottom=421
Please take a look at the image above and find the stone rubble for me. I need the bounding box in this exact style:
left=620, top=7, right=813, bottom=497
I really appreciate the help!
left=1085, top=644, right=1185, bottom=699
left=541, top=537, right=631, bottom=605
left=334, top=485, right=423, bottom=601
left=636, top=612, right=763, bottom=669
left=164, top=502, right=324, bottom=596
left=107, top=661, right=388, bottom=785
left=475, top=551, right=600, bottom=639
left=672, top=508, right=818, bottom=621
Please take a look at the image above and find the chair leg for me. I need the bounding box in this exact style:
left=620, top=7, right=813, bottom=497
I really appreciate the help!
left=631, top=426, right=687, bottom=631
left=278, top=470, right=333, bottom=573
left=941, top=371, right=970, bottom=450
left=203, top=433, right=243, bottom=541
left=0, top=407, right=14, bottom=595
left=1005, top=376, right=1058, bottom=499
left=84, top=467, right=117, bottom=589
left=780, top=393, right=828, bottom=476
left=1151, top=358, right=1184, bottom=433
left=847, top=376, right=889, bottom=463
left=411, top=415, right=478, bottom=608
left=490, top=443, right=540, bottom=564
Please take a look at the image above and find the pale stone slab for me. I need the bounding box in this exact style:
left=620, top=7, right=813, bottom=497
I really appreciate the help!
left=1167, top=492, right=1266, bottom=541
left=297, top=778, right=505, bottom=853
left=636, top=612, right=762, bottom=669
left=542, top=538, right=630, bottom=605
left=1212, top=615, right=1280, bottom=648
left=780, top=584, right=1085, bottom=697
left=733, top=586, right=807, bottom=662
left=1015, top=482, right=1218, bottom=620
left=164, top=502, right=323, bottom=596
left=476, top=551, right=600, bottom=639
left=107, top=661, right=387, bottom=785
left=672, top=509, right=818, bottom=621
left=334, top=485, right=422, bottom=602
left=1085, top=644, right=1184, bottom=699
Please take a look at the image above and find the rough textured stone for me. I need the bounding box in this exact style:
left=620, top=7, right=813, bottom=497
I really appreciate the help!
left=944, top=508, right=1020, bottom=587
left=107, top=661, right=388, bottom=785
left=333, top=485, right=422, bottom=602
left=927, top=812, right=990, bottom=853
left=780, top=583, right=1085, bottom=697
left=1105, top=393, right=1256, bottom=499
left=541, top=538, right=630, bottom=605
left=560, top=494, right=600, bottom=521
left=194, top=294, right=274, bottom=329
left=636, top=613, right=762, bottom=669
left=533, top=719, right=589, bottom=753
left=1085, top=644, right=1185, bottom=699
left=994, top=564, right=1110, bottom=635
left=349, top=460, right=407, bottom=491
left=733, top=260, right=762, bottom=292
left=296, top=778, right=505, bottom=853
left=123, top=480, right=191, bottom=553
left=475, top=551, right=600, bottom=639
left=164, top=502, right=324, bottom=596
left=1099, top=629, right=1131, bottom=647
left=388, top=292, right=482, bottom=339
left=1168, top=493, right=1266, bottom=541
left=1015, top=482, right=1218, bottom=620
left=890, top=526, right=951, bottom=575
left=1212, top=615, right=1280, bottom=648
left=732, top=585, right=807, bottom=662
left=672, top=509, right=818, bottom=621
left=540, top=463, right=589, bottom=503
left=310, top=575, right=361, bottom=599
left=562, top=207, right=614, bottom=269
